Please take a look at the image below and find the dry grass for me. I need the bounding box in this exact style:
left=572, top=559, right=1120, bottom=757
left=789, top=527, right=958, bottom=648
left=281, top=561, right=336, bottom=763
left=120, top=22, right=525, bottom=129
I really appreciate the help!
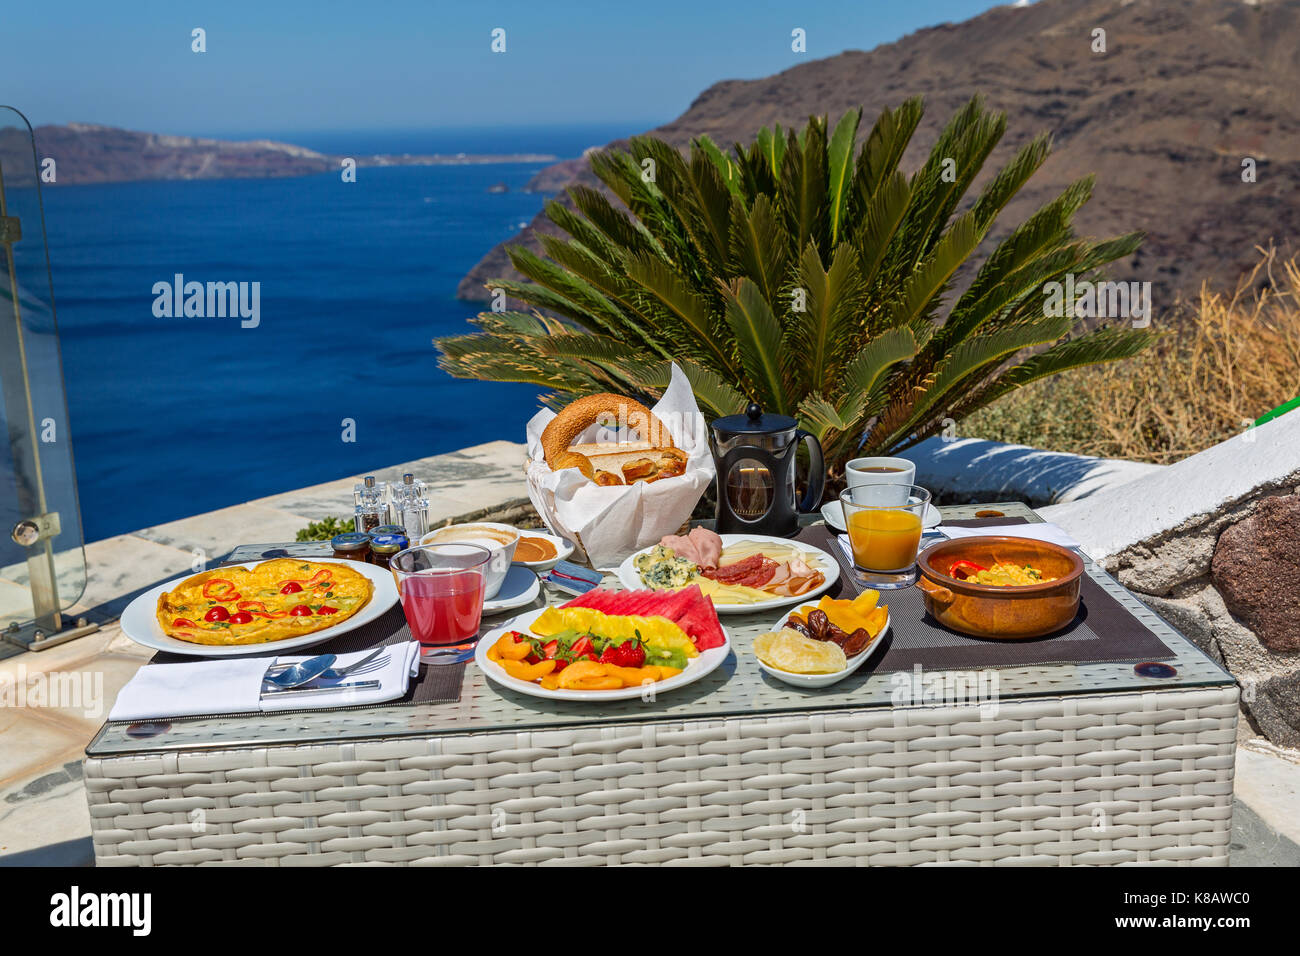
left=963, top=250, right=1300, bottom=463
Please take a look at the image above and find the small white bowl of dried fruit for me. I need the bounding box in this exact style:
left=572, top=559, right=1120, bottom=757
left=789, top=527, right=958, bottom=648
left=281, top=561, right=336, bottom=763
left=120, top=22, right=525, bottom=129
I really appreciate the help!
left=753, top=591, right=890, bottom=688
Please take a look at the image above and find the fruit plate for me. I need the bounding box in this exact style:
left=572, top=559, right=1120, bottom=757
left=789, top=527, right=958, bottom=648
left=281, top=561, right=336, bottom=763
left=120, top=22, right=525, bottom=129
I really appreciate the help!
left=475, top=606, right=732, bottom=702
left=615, top=534, right=840, bottom=615
left=753, top=605, right=890, bottom=689
left=119, top=558, right=400, bottom=658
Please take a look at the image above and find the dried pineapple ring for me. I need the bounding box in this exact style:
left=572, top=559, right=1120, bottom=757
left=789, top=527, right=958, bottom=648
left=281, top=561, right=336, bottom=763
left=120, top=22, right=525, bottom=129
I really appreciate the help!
left=754, top=628, right=847, bottom=674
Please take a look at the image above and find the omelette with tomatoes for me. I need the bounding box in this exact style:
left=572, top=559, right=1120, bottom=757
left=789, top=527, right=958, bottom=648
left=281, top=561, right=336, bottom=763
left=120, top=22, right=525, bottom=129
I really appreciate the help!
left=156, top=559, right=373, bottom=645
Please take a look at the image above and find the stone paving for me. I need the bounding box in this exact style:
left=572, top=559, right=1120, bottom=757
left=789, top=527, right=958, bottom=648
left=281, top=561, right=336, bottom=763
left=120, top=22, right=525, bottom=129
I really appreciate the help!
left=0, top=440, right=527, bottom=863
left=2, top=435, right=1298, bottom=866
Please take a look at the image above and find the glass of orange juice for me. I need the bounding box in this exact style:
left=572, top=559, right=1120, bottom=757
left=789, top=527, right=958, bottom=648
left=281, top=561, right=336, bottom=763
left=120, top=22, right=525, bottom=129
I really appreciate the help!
left=840, top=483, right=931, bottom=588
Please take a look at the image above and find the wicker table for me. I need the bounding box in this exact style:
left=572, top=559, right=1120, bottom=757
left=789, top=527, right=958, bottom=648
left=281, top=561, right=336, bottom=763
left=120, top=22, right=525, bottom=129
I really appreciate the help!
left=83, top=503, right=1238, bottom=866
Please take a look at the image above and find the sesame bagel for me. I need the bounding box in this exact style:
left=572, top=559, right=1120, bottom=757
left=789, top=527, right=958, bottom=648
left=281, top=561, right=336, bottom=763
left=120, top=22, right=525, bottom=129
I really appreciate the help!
left=541, top=393, right=676, bottom=469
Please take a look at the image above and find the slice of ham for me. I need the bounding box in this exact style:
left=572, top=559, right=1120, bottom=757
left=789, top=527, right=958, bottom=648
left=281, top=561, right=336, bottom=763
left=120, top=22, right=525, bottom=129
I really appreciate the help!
left=687, top=528, right=722, bottom=569
left=659, top=527, right=724, bottom=569
left=770, top=569, right=825, bottom=596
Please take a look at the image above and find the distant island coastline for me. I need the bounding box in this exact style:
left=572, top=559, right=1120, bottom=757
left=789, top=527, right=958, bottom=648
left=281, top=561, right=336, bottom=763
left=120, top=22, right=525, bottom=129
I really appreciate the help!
left=0, top=123, right=557, bottom=186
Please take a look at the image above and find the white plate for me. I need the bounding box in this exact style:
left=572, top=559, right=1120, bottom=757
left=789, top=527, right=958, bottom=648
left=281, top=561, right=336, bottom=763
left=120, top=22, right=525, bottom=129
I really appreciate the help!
left=481, top=564, right=541, bottom=615
left=510, top=530, right=575, bottom=573
left=820, top=499, right=942, bottom=533
left=475, top=605, right=731, bottom=702
left=616, top=534, right=840, bottom=615
left=753, top=604, right=891, bottom=688
left=119, top=558, right=400, bottom=658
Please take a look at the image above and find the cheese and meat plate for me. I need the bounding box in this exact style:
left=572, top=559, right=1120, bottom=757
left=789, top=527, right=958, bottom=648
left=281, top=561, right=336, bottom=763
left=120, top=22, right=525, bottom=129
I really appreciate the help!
left=616, top=527, right=839, bottom=614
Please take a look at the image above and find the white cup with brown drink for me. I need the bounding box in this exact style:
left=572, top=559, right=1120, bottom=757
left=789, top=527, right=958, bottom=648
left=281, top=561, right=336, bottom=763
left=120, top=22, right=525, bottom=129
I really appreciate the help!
left=844, top=457, right=917, bottom=507
left=419, top=522, right=519, bottom=599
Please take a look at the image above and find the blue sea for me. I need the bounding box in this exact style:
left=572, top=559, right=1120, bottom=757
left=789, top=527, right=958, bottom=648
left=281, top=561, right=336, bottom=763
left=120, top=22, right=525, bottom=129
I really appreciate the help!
left=25, top=124, right=635, bottom=542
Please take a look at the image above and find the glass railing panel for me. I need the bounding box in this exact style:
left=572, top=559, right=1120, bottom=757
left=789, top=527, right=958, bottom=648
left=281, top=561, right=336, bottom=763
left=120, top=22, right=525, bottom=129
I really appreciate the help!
left=0, top=106, right=87, bottom=639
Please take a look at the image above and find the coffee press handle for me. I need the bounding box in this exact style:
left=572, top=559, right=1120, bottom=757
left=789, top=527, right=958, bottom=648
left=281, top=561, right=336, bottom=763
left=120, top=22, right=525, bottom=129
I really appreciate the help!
left=796, top=429, right=825, bottom=513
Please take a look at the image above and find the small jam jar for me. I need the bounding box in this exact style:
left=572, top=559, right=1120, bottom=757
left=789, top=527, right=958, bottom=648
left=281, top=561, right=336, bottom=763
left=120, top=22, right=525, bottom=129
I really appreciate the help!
left=369, top=533, right=408, bottom=569
left=330, top=532, right=372, bottom=563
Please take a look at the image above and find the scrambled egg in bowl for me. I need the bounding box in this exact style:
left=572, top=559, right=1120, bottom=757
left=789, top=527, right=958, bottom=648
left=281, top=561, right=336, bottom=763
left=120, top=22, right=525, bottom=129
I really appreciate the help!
left=965, top=562, right=1056, bottom=587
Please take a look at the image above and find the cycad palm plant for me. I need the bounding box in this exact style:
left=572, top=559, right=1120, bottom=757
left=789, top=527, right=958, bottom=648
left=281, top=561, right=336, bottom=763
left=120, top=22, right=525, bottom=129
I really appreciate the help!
left=437, top=95, right=1152, bottom=479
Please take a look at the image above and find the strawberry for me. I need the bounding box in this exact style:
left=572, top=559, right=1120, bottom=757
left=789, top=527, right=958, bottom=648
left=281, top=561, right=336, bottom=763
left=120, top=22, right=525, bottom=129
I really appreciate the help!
left=599, top=639, right=646, bottom=668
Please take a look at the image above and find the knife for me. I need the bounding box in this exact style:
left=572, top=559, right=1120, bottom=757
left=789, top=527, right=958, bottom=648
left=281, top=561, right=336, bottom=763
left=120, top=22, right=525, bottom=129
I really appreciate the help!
left=261, top=679, right=381, bottom=698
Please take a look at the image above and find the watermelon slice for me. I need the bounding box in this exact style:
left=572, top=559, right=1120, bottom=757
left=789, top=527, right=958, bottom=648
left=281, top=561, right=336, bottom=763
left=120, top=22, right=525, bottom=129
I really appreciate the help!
left=562, top=589, right=617, bottom=612
left=672, top=586, right=727, bottom=650
left=561, top=585, right=726, bottom=651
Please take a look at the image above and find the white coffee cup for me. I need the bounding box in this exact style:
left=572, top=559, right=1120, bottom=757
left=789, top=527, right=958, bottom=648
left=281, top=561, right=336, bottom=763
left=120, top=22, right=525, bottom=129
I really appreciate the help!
left=845, top=457, right=917, bottom=506
left=420, top=522, right=519, bottom=599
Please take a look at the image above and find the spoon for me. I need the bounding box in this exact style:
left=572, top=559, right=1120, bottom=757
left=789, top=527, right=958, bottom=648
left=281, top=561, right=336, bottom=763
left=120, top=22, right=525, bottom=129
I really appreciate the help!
left=262, top=653, right=336, bottom=690
left=265, top=646, right=386, bottom=682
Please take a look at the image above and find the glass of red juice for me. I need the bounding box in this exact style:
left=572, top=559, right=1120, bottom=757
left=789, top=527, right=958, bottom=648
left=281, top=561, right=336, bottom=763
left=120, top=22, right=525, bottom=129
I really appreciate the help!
left=389, top=543, right=490, bottom=665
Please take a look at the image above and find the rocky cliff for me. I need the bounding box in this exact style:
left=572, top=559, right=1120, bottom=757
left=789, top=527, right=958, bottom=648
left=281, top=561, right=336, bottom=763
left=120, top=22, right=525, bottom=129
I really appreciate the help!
left=458, top=0, right=1300, bottom=304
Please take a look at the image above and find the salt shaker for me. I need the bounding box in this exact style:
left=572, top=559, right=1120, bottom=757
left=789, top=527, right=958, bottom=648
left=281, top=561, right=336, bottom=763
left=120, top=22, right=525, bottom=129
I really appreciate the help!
left=391, top=472, right=430, bottom=540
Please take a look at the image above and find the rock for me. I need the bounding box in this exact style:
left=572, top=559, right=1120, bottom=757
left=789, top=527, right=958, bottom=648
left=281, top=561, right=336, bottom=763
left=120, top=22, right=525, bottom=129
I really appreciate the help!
left=1114, top=533, right=1219, bottom=596
left=1247, top=672, right=1300, bottom=749
left=1137, top=589, right=1225, bottom=666
left=1211, top=495, right=1300, bottom=652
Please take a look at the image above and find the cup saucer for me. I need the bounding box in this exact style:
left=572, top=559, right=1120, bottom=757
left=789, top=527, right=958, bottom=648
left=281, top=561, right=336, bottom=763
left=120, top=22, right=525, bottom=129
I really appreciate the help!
left=821, top=499, right=941, bottom=532
left=481, top=565, right=541, bottom=615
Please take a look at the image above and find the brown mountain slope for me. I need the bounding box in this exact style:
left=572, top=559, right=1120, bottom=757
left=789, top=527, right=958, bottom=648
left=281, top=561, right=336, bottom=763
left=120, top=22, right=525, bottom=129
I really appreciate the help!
left=458, top=0, right=1300, bottom=305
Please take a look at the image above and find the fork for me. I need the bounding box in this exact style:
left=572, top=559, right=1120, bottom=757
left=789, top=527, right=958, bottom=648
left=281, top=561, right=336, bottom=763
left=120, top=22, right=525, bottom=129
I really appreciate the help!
left=267, top=647, right=389, bottom=681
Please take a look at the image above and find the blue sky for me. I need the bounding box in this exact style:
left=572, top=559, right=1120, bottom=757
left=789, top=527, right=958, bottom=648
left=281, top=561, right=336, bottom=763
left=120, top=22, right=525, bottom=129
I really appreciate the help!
left=3, top=0, right=1011, bottom=136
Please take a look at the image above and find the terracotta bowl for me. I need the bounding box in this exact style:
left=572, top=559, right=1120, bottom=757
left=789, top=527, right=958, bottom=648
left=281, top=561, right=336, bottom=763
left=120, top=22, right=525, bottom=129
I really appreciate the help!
left=915, top=536, right=1084, bottom=639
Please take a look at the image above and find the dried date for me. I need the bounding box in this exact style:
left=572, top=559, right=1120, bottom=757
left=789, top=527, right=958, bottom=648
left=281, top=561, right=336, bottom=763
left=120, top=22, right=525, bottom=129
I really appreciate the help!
left=842, top=628, right=873, bottom=656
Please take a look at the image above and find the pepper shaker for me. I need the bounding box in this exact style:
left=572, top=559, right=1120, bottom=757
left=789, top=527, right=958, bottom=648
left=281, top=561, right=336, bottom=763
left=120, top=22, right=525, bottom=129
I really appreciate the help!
left=353, top=475, right=387, bottom=533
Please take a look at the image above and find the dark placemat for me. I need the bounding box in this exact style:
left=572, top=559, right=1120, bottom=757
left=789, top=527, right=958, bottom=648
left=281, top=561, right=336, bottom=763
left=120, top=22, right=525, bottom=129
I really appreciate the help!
left=150, top=606, right=465, bottom=706
left=794, top=519, right=1174, bottom=671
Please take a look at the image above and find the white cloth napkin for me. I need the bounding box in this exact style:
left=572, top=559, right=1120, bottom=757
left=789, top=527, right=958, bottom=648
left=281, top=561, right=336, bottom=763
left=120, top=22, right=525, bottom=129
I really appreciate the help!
left=260, top=642, right=422, bottom=713
left=108, top=642, right=422, bottom=721
left=934, top=522, right=1082, bottom=550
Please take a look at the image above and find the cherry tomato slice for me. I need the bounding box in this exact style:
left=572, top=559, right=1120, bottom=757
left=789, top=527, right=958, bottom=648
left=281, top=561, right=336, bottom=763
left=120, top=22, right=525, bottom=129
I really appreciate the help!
left=228, top=611, right=254, bottom=625
left=204, top=606, right=230, bottom=622
left=172, top=618, right=197, bottom=628
left=316, top=605, right=339, bottom=615
left=289, top=604, right=313, bottom=616
left=279, top=582, right=303, bottom=594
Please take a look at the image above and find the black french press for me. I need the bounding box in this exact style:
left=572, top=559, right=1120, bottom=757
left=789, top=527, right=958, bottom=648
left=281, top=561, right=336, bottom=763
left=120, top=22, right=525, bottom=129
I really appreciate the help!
left=709, top=404, right=825, bottom=537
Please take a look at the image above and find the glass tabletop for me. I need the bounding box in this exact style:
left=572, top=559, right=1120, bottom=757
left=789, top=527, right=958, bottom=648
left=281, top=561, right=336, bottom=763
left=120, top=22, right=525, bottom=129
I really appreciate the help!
left=86, top=502, right=1235, bottom=756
